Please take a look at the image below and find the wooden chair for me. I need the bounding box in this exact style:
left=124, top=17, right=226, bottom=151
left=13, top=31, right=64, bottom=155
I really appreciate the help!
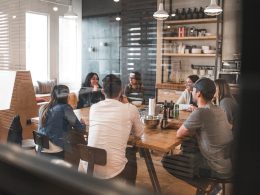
left=32, top=130, right=50, bottom=152
left=7, top=115, right=35, bottom=150
left=63, top=130, right=87, bottom=169
left=78, top=144, right=107, bottom=176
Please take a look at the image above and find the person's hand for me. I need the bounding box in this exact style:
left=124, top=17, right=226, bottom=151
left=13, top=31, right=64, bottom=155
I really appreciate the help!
left=187, top=104, right=198, bottom=112
left=119, top=95, right=129, bottom=103
left=80, top=118, right=86, bottom=124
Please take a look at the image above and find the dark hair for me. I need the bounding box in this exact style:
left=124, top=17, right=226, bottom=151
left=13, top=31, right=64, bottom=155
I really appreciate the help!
left=129, top=71, right=143, bottom=88
left=214, top=79, right=232, bottom=101
left=40, top=85, right=69, bottom=127
left=187, top=75, right=200, bottom=83
left=102, top=74, right=122, bottom=98
left=83, top=72, right=100, bottom=87
left=194, top=77, right=216, bottom=101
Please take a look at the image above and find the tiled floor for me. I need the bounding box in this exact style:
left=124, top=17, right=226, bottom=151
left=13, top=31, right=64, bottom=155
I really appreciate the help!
left=135, top=150, right=233, bottom=195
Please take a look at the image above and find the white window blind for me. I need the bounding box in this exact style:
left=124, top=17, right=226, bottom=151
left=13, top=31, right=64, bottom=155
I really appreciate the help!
left=0, top=0, right=24, bottom=70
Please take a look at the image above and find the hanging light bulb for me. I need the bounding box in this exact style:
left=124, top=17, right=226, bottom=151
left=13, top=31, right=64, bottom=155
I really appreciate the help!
left=153, top=0, right=169, bottom=20
left=204, top=0, right=223, bottom=16
left=64, top=0, right=78, bottom=19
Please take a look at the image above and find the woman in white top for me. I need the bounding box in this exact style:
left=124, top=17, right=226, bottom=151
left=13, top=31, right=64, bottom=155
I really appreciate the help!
left=176, top=75, right=199, bottom=110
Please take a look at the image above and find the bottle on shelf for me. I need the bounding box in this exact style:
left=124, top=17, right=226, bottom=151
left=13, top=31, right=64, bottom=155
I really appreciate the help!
left=168, top=101, right=174, bottom=119
left=186, top=8, right=193, bottom=20
left=198, top=7, right=204, bottom=19
left=192, top=7, right=198, bottom=19
left=160, top=100, right=168, bottom=129
left=174, top=9, right=180, bottom=20
left=180, top=8, right=187, bottom=20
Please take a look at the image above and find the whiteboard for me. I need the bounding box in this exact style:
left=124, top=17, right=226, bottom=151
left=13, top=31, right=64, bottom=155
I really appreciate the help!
left=0, top=71, right=16, bottom=110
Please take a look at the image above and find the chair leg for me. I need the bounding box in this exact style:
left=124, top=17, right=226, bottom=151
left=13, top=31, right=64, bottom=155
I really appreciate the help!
left=196, top=188, right=206, bottom=195
left=222, top=183, right=225, bottom=195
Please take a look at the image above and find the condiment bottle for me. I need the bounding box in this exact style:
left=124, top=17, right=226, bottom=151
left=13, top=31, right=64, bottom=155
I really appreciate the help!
left=161, top=100, right=168, bottom=129
left=168, top=101, right=174, bottom=119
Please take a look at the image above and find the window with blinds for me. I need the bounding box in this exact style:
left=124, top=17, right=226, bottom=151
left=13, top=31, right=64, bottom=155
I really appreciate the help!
left=121, top=0, right=157, bottom=102
left=0, top=0, right=24, bottom=70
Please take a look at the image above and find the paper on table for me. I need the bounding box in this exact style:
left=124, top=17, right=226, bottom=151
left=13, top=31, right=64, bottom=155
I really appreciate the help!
left=148, top=98, right=155, bottom=116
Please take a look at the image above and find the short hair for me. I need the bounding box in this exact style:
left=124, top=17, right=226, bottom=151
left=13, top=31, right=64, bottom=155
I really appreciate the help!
left=187, top=75, right=200, bottom=83
left=194, top=77, right=216, bottom=101
left=214, top=79, right=232, bottom=100
left=102, top=74, right=122, bottom=98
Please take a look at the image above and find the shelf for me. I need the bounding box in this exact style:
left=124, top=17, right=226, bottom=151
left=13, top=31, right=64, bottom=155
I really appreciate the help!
left=163, top=36, right=217, bottom=41
left=163, top=53, right=217, bottom=57
left=164, top=18, right=218, bottom=25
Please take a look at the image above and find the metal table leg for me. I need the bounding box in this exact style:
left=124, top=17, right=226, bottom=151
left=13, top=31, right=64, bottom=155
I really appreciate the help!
left=139, top=148, right=161, bottom=194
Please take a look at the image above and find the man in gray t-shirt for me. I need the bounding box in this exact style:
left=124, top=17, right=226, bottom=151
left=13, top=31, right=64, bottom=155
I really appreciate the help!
left=177, top=78, right=233, bottom=179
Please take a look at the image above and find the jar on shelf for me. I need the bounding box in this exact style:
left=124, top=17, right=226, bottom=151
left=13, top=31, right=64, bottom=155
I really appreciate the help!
left=198, top=7, right=204, bottom=19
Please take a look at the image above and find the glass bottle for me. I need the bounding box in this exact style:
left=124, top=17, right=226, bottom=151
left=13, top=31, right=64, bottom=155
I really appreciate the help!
left=168, top=101, right=174, bottom=119
left=160, top=100, right=168, bottom=129
left=180, top=8, right=187, bottom=20
left=186, top=8, right=193, bottom=19
left=174, top=9, right=180, bottom=20
left=192, top=7, right=198, bottom=19
left=198, top=7, right=204, bottom=19
left=173, top=104, right=179, bottom=119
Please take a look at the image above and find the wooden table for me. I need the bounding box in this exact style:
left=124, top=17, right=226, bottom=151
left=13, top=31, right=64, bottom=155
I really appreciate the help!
left=31, top=107, right=190, bottom=193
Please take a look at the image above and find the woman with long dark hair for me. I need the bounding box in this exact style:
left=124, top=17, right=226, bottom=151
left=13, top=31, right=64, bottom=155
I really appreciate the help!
left=77, top=72, right=105, bottom=108
left=38, top=85, right=85, bottom=159
left=214, top=79, right=238, bottom=127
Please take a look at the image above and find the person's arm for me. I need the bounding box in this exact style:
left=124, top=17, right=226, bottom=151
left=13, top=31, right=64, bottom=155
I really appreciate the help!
left=64, top=105, right=85, bottom=132
left=124, top=85, right=130, bottom=96
left=176, top=90, right=189, bottom=104
left=177, top=109, right=202, bottom=138
left=176, top=124, right=191, bottom=138
left=130, top=106, right=144, bottom=137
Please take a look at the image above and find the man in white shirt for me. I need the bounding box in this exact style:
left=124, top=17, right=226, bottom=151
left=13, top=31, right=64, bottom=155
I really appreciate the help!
left=79, top=74, right=144, bottom=185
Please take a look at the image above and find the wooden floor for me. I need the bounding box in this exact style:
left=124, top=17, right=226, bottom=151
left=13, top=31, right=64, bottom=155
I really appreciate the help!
left=135, top=150, right=233, bottom=195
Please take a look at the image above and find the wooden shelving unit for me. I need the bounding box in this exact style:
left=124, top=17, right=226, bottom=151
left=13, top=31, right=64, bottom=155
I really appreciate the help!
left=164, top=18, right=218, bottom=25
left=163, top=36, right=217, bottom=41
left=163, top=53, right=216, bottom=57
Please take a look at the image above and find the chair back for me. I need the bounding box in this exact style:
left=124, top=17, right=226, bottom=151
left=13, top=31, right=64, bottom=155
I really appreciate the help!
left=78, top=144, right=107, bottom=176
left=64, top=130, right=87, bottom=168
left=32, top=130, right=49, bottom=150
left=7, top=115, right=23, bottom=145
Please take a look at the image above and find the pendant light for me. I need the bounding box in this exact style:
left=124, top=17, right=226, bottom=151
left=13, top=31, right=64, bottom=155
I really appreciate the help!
left=153, top=0, right=169, bottom=20
left=204, top=0, right=223, bottom=16
left=64, top=0, right=78, bottom=19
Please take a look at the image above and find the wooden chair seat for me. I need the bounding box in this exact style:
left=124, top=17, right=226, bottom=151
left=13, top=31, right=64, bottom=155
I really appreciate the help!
left=78, top=144, right=107, bottom=176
